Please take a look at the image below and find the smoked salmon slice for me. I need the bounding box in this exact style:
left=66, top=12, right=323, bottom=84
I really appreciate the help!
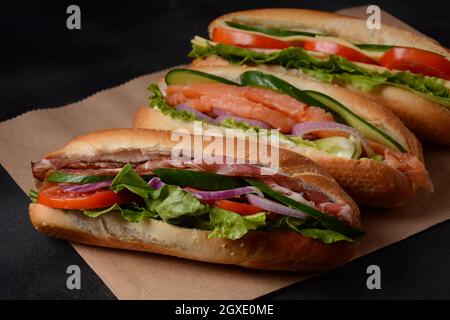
left=165, top=83, right=333, bottom=132
left=368, top=140, right=433, bottom=191
left=165, top=83, right=432, bottom=191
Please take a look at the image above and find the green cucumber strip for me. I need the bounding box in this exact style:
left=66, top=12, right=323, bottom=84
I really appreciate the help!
left=245, top=178, right=365, bottom=240
left=165, top=68, right=239, bottom=86
left=304, top=91, right=406, bottom=152
left=240, top=70, right=406, bottom=152
left=355, top=44, right=394, bottom=51
left=153, top=168, right=248, bottom=190
left=28, top=190, right=38, bottom=203
left=47, top=171, right=114, bottom=184
left=225, top=21, right=319, bottom=38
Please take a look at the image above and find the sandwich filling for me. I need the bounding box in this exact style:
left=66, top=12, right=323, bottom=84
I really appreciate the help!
left=30, top=160, right=365, bottom=244
left=190, top=36, right=450, bottom=109
left=148, top=68, right=432, bottom=191
left=209, top=21, right=450, bottom=80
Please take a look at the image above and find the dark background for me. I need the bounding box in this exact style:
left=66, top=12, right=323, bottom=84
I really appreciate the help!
left=1, top=0, right=449, bottom=300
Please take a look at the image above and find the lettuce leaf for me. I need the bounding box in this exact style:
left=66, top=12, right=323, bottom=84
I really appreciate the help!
left=28, top=190, right=38, bottom=203
left=148, top=84, right=202, bottom=122
left=190, top=40, right=450, bottom=107
left=83, top=203, right=157, bottom=223
left=268, top=216, right=352, bottom=244
left=298, top=228, right=352, bottom=244
left=111, top=164, right=208, bottom=221
left=208, top=207, right=267, bottom=240
left=110, top=163, right=155, bottom=199
left=146, top=184, right=209, bottom=221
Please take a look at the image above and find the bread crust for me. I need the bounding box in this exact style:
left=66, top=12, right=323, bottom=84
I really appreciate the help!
left=208, top=8, right=449, bottom=57
left=134, top=107, right=414, bottom=207
left=29, top=203, right=355, bottom=271
left=349, top=84, right=450, bottom=145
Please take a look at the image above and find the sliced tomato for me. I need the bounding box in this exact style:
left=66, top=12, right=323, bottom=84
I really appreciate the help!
left=214, top=200, right=264, bottom=215
left=212, top=27, right=292, bottom=49
left=37, top=184, right=132, bottom=210
left=380, top=47, right=450, bottom=80
left=303, top=40, right=377, bottom=64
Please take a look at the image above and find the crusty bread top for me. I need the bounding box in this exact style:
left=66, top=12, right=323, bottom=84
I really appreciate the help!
left=42, top=128, right=360, bottom=226
left=187, top=64, right=422, bottom=159
left=208, top=8, right=449, bottom=57
left=45, top=128, right=321, bottom=173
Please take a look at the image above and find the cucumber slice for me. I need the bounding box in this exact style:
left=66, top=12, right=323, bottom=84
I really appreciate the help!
left=47, top=171, right=113, bottom=184
left=165, top=68, right=239, bottom=86
left=225, top=21, right=319, bottom=38
left=245, top=178, right=366, bottom=240
left=240, top=71, right=406, bottom=152
left=355, top=44, right=394, bottom=52
left=304, top=91, right=406, bottom=152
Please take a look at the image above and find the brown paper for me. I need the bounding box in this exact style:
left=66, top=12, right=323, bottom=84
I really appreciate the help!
left=1, top=7, right=449, bottom=300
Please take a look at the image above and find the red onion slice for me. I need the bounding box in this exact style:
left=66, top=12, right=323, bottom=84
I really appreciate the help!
left=291, top=121, right=374, bottom=156
left=192, top=186, right=264, bottom=201
left=246, top=194, right=307, bottom=219
left=59, top=180, right=112, bottom=193
left=215, top=115, right=272, bottom=129
left=211, top=108, right=232, bottom=117
left=148, top=177, right=165, bottom=190
left=176, top=104, right=216, bottom=123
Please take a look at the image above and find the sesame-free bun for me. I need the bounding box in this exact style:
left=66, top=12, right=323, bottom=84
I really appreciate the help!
left=134, top=64, right=427, bottom=207
left=209, top=8, right=449, bottom=57
left=207, top=9, right=450, bottom=144
left=30, top=128, right=360, bottom=272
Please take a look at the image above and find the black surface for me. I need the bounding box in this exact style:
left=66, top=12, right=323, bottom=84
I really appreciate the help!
left=0, top=166, right=115, bottom=299
left=0, top=0, right=449, bottom=300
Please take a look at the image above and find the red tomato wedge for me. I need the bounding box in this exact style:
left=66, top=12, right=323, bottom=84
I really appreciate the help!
left=212, top=27, right=292, bottom=49
left=37, top=184, right=132, bottom=210
left=303, top=40, right=377, bottom=64
left=380, top=47, right=450, bottom=80
left=214, top=200, right=264, bottom=215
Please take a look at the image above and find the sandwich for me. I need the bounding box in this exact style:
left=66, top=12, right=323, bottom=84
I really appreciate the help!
left=189, top=8, right=450, bottom=144
left=133, top=65, right=432, bottom=207
left=29, top=128, right=364, bottom=271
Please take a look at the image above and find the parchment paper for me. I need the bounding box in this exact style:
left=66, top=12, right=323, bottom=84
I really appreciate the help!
left=0, top=7, right=448, bottom=299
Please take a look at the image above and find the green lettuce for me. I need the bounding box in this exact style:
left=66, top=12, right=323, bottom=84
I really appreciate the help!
left=148, top=84, right=201, bottom=122
left=110, top=163, right=155, bottom=199
left=28, top=190, right=38, bottom=203
left=208, top=207, right=267, bottom=240
left=190, top=40, right=450, bottom=107
left=269, top=216, right=352, bottom=244
left=219, top=117, right=259, bottom=132
left=83, top=203, right=157, bottom=223
left=111, top=164, right=208, bottom=221
left=146, top=184, right=209, bottom=221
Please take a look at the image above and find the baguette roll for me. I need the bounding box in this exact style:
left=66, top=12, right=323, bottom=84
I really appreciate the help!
left=134, top=64, right=429, bottom=207
left=204, top=8, right=450, bottom=144
left=30, top=128, right=360, bottom=272
left=208, top=8, right=449, bottom=57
